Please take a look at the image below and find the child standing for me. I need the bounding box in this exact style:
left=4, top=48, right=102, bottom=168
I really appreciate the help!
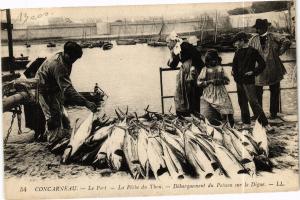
left=197, top=49, right=234, bottom=127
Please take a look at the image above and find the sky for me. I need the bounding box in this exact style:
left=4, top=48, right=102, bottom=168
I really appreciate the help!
left=1, top=1, right=252, bottom=26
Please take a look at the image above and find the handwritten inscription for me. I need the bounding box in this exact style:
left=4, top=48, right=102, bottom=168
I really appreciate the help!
left=17, top=12, right=50, bottom=24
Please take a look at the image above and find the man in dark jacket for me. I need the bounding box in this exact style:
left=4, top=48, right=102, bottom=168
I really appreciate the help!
left=35, top=41, right=97, bottom=143
left=232, top=32, right=272, bottom=131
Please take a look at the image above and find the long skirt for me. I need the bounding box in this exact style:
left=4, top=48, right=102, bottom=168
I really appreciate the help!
left=200, top=99, right=222, bottom=125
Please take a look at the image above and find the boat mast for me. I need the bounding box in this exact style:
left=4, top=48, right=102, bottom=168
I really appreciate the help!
left=288, top=1, right=292, bottom=34
left=158, top=17, right=165, bottom=41
left=124, top=18, right=127, bottom=37
left=26, top=27, right=28, bottom=44
left=214, top=10, right=218, bottom=44
left=3, top=9, right=14, bottom=73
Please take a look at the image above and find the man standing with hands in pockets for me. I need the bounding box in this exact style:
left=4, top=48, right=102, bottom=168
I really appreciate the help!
left=232, top=32, right=273, bottom=132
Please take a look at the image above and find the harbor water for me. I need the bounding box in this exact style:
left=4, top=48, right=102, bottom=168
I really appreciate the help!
left=1, top=42, right=297, bottom=117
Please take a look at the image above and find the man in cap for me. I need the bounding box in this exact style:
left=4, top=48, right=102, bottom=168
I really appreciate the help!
left=232, top=32, right=272, bottom=131
left=248, top=19, right=291, bottom=120
left=35, top=41, right=97, bottom=144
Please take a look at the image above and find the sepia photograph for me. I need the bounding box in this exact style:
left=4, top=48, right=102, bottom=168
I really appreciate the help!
left=0, top=0, right=298, bottom=199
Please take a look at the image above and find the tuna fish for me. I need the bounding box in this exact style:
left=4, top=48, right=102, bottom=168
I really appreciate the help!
left=205, top=119, right=223, bottom=144
left=161, top=139, right=184, bottom=179
left=224, top=127, right=256, bottom=176
left=137, top=128, right=149, bottom=173
left=252, top=120, right=269, bottom=156
left=184, top=130, right=215, bottom=179
left=147, top=134, right=170, bottom=180
left=228, top=128, right=258, bottom=156
left=190, top=123, right=202, bottom=135
left=222, top=128, right=242, bottom=160
left=212, top=142, right=247, bottom=178
left=51, top=138, right=70, bottom=154
left=85, top=124, right=114, bottom=145
left=123, top=132, right=144, bottom=179
left=106, top=119, right=127, bottom=171
left=94, top=138, right=110, bottom=168
left=160, top=130, right=185, bottom=163
left=61, top=113, right=94, bottom=164
left=80, top=144, right=102, bottom=164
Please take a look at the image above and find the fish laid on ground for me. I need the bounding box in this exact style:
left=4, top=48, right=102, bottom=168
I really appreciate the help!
left=184, top=130, right=214, bottom=179
left=62, top=113, right=94, bottom=163
left=161, top=139, right=184, bottom=179
left=190, top=123, right=202, bottom=135
left=94, top=137, right=110, bottom=168
left=229, top=128, right=258, bottom=156
left=106, top=119, right=127, bottom=171
left=241, top=131, right=273, bottom=172
left=147, top=135, right=170, bottom=180
left=194, top=135, right=228, bottom=177
left=85, top=124, right=114, bottom=145
left=137, top=128, right=149, bottom=173
left=123, top=132, right=144, bottom=179
left=252, top=120, right=269, bottom=156
left=224, top=127, right=256, bottom=176
left=51, top=138, right=70, bottom=154
left=222, top=128, right=242, bottom=160
left=205, top=120, right=223, bottom=144
left=160, top=130, right=185, bottom=163
left=80, top=144, right=102, bottom=164
left=212, top=142, right=247, bottom=178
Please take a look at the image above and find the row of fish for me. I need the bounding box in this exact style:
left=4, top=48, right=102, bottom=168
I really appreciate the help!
left=51, top=108, right=273, bottom=180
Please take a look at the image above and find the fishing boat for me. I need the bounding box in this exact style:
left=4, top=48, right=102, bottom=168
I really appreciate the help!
left=88, top=41, right=104, bottom=48
left=147, top=19, right=167, bottom=47
left=1, top=56, right=30, bottom=71
left=196, top=12, right=235, bottom=52
left=102, top=41, right=113, bottom=50
left=80, top=41, right=90, bottom=48
left=197, top=33, right=236, bottom=53
left=15, top=55, right=29, bottom=61
left=24, top=28, right=31, bottom=48
left=135, top=38, right=148, bottom=44
left=116, top=39, right=137, bottom=45
left=147, top=40, right=167, bottom=47
left=46, top=42, right=56, bottom=48
left=24, top=42, right=31, bottom=48
left=116, top=19, right=137, bottom=46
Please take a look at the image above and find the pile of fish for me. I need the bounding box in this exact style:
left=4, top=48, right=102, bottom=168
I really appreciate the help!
left=50, top=107, right=273, bottom=180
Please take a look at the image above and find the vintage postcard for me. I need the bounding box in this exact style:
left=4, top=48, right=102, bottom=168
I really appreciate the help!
left=0, top=0, right=298, bottom=199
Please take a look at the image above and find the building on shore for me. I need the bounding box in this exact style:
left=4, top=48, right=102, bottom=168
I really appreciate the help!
left=229, top=10, right=292, bottom=31
left=1, top=17, right=217, bottom=42
left=1, top=23, right=97, bottom=42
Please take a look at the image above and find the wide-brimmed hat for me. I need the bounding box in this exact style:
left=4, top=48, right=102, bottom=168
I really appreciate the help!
left=252, top=19, right=271, bottom=29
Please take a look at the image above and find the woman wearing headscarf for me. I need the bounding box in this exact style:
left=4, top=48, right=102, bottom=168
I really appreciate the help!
left=167, top=32, right=204, bottom=117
